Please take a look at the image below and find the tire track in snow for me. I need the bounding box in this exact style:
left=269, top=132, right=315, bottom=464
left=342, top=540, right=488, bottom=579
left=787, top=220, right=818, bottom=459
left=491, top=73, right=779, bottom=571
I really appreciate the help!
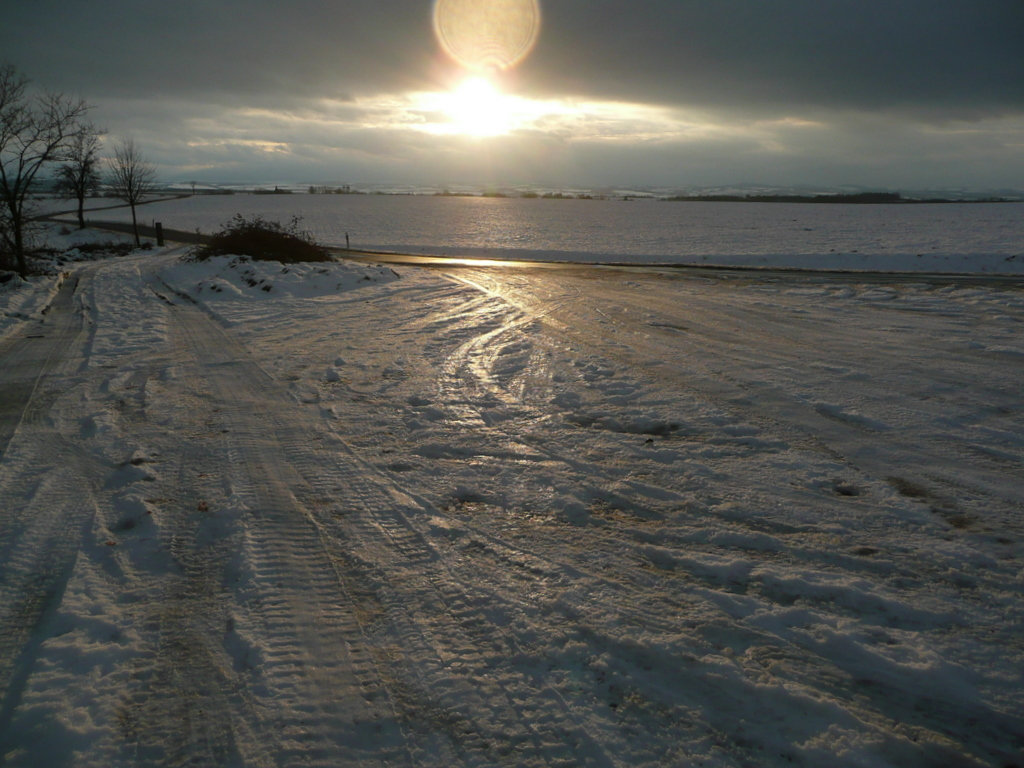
left=151, top=293, right=417, bottom=767
left=430, top=270, right=1007, bottom=594
left=0, top=270, right=86, bottom=455
left=426, top=293, right=729, bottom=634
left=110, top=392, right=272, bottom=768
left=311, top=468, right=619, bottom=768
left=346, top=284, right=724, bottom=764
left=452, top=268, right=1024, bottom=525
left=417, top=289, right=862, bottom=764
left=156, top=271, right=620, bottom=766
left=149, top=259, right=1021, bottom=765
left=0, top=256, right=265, bottom=765
left=0, top=268, right=104, bottom=751
left=413, top=268, right=1024, bottom=763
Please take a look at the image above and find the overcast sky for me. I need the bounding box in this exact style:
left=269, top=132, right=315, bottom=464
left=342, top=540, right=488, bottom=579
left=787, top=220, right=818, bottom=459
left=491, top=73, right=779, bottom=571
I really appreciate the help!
left=5, top=0, right=1024, bottom=191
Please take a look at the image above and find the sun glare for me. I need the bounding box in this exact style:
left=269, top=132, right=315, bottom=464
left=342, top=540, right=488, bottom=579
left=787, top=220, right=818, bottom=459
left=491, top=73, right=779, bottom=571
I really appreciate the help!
left=393, top=79, right=707, bottom=142
left=433, top=0, right=541, bottom=72
left=443, top=76, right=518, bottom=137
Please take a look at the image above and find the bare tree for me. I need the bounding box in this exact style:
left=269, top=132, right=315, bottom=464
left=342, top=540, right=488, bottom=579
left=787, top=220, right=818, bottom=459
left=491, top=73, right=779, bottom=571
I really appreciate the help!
left=55, top=122, right=103, bottom=229
left=108, top=137, right=156, bottom=246
left=0, top=64, right=90, bottom=276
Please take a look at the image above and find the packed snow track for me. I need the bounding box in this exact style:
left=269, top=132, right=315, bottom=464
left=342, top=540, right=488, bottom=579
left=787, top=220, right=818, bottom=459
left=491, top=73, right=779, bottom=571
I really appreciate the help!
left=0, top=251, right=1022, bottom=767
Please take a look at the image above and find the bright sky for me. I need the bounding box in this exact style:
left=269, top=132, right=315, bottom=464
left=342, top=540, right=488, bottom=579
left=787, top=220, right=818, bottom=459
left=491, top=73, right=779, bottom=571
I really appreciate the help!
left=4, top=0, right=1023, bottom=192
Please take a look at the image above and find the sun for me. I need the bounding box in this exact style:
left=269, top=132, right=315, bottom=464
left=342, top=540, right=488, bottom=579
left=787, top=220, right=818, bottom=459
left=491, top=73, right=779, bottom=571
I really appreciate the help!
left=443, top=76, right=520, bottom=137
left=405, top=76, right=579, bottom=138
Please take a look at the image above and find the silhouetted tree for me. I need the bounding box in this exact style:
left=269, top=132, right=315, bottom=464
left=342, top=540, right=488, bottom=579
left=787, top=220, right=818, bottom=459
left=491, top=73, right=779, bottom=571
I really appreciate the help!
left=108, top=137, right=156, bottom=246
left=55, top=122, right=103, bottom=229
left=0, top=64, right=90, bottom=275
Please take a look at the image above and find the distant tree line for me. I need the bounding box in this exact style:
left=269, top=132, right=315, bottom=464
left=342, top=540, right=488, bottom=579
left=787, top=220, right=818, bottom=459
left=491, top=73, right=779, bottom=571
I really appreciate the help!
left=308, top=184, right=361, bottom=194
left=661, top=191, right=1015, bottom=204
left=436, top=189, right=599, bottom=200
left=664, top=192, right=906, bottom=204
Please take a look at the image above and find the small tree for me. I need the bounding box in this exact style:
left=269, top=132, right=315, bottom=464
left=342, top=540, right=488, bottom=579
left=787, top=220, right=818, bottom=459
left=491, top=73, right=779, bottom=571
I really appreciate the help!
left=0, top=64, right=90, bottom=275
left=108, top=137, right=156, bottom=246
left=55, top=122, right=103, bottom=229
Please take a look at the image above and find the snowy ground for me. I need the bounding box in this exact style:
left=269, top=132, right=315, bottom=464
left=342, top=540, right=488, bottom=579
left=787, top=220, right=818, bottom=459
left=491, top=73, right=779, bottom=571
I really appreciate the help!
left=1, top=236, right=1022, bottom=767
left=0, top=225, right=142, bottom=342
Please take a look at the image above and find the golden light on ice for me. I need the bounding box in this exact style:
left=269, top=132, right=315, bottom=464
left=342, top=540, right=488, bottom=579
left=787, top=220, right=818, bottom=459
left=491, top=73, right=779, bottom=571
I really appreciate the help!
left=433, top=0, right=541, bottom=72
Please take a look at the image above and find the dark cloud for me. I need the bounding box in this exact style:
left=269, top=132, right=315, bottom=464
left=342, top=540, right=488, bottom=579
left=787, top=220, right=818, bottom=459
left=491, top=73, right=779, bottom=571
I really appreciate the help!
left=10, top=0, right=1022, bottom=113
left=4, top=0, right=435, bottom=102
left=3, top=1, right=1023, bottom=188
left=524, top=0, right=1024, bottom=116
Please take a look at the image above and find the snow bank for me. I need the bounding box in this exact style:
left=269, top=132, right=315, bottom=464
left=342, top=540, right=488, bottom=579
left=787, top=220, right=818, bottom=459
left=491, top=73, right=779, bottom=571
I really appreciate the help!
left=160, top=253, right=399, bottom=309
left=0, top=271, right=61, bottom=340
left=42, top=224, right=137, bottom=252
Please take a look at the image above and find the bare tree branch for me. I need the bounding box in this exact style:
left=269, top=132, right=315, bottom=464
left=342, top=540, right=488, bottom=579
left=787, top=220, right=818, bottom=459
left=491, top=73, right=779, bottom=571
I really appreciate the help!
left=108, top=137, right=157, bottom=246
left=56, top=122, right=104, bottom=229
left=0, top=63, right=90, bottom=275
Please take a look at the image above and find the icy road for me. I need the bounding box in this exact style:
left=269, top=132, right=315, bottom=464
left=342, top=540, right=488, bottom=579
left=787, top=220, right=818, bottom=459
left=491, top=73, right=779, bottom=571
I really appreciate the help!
left=1, top=251, right=1022, bottom=767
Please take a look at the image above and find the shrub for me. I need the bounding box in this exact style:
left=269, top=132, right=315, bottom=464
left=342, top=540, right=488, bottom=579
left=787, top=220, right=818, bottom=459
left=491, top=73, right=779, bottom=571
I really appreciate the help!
left=191, top=214, right=330, bottom=263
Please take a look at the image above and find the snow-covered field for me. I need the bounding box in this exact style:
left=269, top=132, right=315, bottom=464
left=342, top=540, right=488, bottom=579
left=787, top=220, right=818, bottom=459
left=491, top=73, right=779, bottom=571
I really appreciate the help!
left=60, top=193, right=1024, bottom=273
left=1, top=233, right=1022, bottom=766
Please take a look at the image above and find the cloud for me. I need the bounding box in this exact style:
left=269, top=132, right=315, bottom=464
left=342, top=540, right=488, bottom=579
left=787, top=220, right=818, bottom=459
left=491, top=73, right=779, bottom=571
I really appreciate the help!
left=11, top=0, right=1021, bottom=114
left=526, top=0, right=1024, bottom=117
left=3, top=0, right=1023, bottom=188
left=4, top=0, right=435, bottom=102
